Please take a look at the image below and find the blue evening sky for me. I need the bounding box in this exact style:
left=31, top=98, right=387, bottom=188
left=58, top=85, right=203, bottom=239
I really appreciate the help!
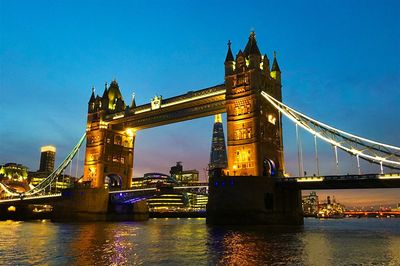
left=0, top=0, right=399, bottom=206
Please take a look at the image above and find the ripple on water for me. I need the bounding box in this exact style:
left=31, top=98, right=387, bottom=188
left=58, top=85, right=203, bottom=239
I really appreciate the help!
left=0, top=218, right=399, bottom=265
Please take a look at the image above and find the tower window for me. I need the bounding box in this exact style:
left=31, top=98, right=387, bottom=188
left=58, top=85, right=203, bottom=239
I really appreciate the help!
left=114, top=136, right=122, bottom=145
left=268, top=114, right=276, bottom=125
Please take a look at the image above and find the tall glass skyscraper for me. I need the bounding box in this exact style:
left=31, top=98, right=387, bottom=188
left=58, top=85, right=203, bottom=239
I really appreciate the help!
left=209, top=114, right=228, bottom=171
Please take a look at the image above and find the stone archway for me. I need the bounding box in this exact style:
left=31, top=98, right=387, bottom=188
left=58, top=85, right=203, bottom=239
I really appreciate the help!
left=263, top=158, right=277, bottom=177
left=104, top=174, right=123, bottom=190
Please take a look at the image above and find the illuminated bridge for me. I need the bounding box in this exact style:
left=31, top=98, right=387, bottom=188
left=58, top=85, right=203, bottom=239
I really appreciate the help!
left=0, top=33, right=399, bottom=224
left=0, top=89, right=399, bottom=205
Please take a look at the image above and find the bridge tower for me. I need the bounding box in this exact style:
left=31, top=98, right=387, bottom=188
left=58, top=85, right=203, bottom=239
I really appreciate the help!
left=207, top=33, right=302, bottom=225
left=83, top=80, right=134, bottom=189
left=224, top=32, right=285, bottom=177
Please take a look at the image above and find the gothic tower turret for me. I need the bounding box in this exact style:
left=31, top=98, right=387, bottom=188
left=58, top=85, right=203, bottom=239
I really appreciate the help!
left=243, top=31, right=261, bottom=69
left=88, top=87, right=96, bottom=112
left=271, top=51, right=281, bottom=83
left=101, top=82, right=109, bottom=111
left=224, top=32, right=285, bottom=177
left=224, top=40, right=235, bottom=76
left=83, top=79, right=134, bottom=189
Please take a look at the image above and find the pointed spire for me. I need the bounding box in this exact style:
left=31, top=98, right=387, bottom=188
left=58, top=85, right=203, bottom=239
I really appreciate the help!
left=225, top=40, right=234, bottom=62
left=131, top=92, right=136, bottom=108
left=243, top=31, right=261, bottom=56
left=102, top=82, right=108, bottom=98
left=110, top=78, right=118, bottom=87
left=271, top=51, right=281, bottom=72
left=89, top=87, right=95, bottom=103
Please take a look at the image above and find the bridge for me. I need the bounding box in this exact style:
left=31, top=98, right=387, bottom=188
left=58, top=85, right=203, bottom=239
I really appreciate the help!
left=0, top=32, right=399, bottom=224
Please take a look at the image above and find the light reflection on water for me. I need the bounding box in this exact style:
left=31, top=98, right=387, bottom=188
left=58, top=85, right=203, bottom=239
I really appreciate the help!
left=0, top=218, right=399, bottom=265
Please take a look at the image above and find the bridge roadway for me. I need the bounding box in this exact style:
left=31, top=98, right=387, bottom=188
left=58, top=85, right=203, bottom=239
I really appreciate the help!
left=279, top=173, right=400, bottom=190
left=0, top=184, right=209, bottom=205
left=1, top=175, right=399, bottom=206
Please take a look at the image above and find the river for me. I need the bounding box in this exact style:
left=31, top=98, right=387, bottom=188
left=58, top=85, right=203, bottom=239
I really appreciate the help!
left=0, top=218, right=399, bottom=265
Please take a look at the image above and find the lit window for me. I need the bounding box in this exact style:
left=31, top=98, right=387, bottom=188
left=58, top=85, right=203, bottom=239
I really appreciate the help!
left=268, top=114, right=276, bottom=125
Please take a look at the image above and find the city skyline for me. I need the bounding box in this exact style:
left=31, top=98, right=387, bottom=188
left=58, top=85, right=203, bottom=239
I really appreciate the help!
left=1, top=0, right=399, bottom=206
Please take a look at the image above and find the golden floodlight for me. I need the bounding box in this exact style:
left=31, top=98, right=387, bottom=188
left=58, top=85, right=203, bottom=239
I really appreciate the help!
left=41, top=145, right=56, bottom=153
left=125, top=128, right=135, bottom=137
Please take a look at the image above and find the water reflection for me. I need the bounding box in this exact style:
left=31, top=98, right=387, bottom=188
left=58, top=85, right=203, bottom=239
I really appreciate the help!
left=207, top=225, right=305, bottom=265
left=301, top=232, right=332, bottom=265
left=65, top=222, right=141, bottom=265
left=388, top=236, right=400, bottom=264
left=0, top=218, right=399, bottom=265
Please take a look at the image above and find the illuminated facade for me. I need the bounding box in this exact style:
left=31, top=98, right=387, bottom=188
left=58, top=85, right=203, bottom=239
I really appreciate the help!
left=175, top=170, right=199, bottom=183
left=170, top=162, right=199, bottom=183
left=83, top=32, right=285, bottom=189
left=224, top=32, right=284, bottom=176
left=39, top=146, right=56, bottom=173
left=0, top=163, right=28, bottom=181
left=84, top=81, right=134, bottom=189
left=302, top=191, right=319, bottom=216
left=317, top=195, right=346, bottom=218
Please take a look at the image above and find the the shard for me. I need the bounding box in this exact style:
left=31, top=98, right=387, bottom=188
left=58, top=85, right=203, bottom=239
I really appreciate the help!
left=209, top=114, right=228, bottom=171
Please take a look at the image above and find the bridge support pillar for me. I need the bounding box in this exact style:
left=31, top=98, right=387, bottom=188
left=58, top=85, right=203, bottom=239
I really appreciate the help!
left=207, top=176, right=303, bottom=225
left=108, top=200, right=149, bottom=221
left=52, top=188, right=109, bottom=222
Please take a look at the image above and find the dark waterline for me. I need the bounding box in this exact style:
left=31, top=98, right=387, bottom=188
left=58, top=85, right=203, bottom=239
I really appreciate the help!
left=0, top=218, right=399, bottom=265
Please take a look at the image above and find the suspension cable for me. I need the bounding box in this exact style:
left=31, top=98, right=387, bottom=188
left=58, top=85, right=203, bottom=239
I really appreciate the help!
left=261, top=91, right=400, bottom=169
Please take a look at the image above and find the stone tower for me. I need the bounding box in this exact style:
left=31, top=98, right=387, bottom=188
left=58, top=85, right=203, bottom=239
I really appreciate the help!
left=83, top=80, right=134, bottom=189
left=209, top=114, right=228, bottom=172
left=224, top=32, right=285, bottom=177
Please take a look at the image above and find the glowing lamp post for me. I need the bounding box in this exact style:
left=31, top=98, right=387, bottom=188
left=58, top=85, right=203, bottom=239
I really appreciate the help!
left=233, top=165, right=237, bottom=176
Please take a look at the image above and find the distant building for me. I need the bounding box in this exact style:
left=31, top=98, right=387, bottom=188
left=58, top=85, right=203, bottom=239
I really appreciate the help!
left=147, top=193, right=186, bottom=211
left=317, top=195, right=346, bottom=218
left=170, top=162, right=183, bottom=179
left=208, top=114, right=227, bottom=176
left=132, top=172, right=175, bottom=188
left=0, top=163, right=30, bottom=193
left=0, top=163, right=28, bottom=182
left=175, top=170, right=199, bottom=183
left=302, top=191, right=319, bottom=216
left=29, top=171, right=76, bottom=189
left=170, top=162, right=199, bottom=183
left=39, top=146, right=56, bottom=173
left=187, top=193, right=208, bottom=210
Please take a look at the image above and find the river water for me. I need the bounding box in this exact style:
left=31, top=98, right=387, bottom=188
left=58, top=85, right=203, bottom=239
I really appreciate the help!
left=0, top=218, right=399, bottom=265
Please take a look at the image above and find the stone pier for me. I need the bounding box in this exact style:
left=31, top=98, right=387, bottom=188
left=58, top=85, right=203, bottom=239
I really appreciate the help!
left=206, top=176, right=303, bottom=225
left=52, top=188, right=109, bottom=222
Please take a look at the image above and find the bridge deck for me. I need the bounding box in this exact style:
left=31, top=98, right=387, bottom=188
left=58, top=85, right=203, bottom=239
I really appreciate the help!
left=107, top=84, right=226, bottom=130
left=279, top=173, right=400, bottom=190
